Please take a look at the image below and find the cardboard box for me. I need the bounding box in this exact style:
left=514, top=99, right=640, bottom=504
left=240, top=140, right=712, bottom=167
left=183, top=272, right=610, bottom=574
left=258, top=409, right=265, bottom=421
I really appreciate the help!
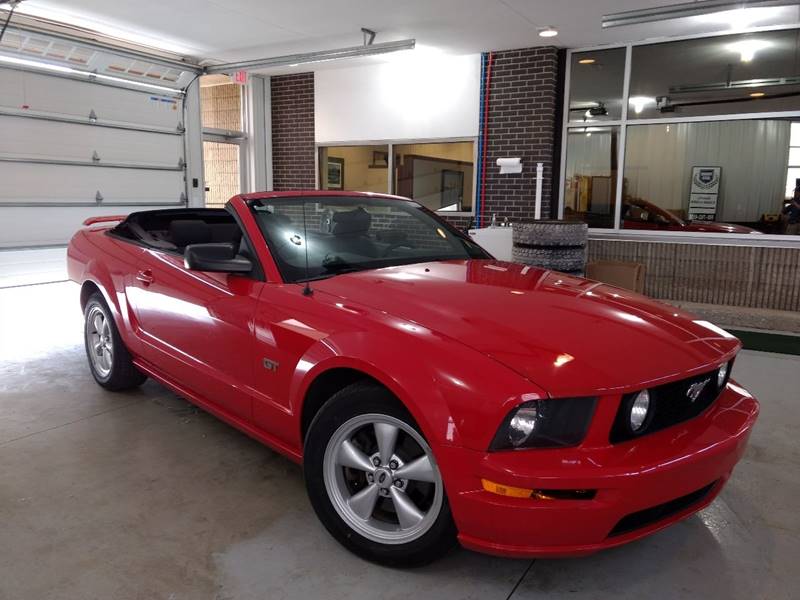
left=586, top=260, right=645, bottom=293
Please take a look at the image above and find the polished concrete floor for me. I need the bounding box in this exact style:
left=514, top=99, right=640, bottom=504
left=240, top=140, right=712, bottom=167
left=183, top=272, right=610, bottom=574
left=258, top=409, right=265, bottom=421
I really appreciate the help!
left=1, top=281, right=798, bottom=600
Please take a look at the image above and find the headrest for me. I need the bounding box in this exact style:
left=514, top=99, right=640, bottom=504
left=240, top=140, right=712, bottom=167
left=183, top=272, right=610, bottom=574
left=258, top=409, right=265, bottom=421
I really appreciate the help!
left=332, top=208, right=371, bottom=235
left=209, top=223, right=242, bottom=245
left=170, top=219, right=212, bottom=247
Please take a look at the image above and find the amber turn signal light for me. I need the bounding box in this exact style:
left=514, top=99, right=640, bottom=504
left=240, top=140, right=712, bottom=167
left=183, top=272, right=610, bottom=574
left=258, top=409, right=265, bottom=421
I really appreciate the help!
left=481, top=479, right=597, bottom=500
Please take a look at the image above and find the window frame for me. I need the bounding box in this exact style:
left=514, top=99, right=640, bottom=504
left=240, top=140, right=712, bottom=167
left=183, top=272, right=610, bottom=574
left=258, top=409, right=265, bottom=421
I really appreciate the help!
left=315, top=137, right=479, bottom=217
left=559, top=23, right=800, bottom=248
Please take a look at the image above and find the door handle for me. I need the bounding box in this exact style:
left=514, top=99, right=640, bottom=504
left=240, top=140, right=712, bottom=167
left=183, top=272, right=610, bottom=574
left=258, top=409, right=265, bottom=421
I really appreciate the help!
left=136, top=270, right=155, bottom=286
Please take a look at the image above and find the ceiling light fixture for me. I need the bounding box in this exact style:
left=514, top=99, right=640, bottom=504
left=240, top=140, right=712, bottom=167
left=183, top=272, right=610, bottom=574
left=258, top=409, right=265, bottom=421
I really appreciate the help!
left=750, top=91, right=766, bottom=96
left=205, top=38, right=415, bottom=74
left=538, top=27, right=559, bottom=38
left=601, top=0, right=800, bottom=28
left=727, top=39, right=771, bottom=61
left=578, top=58, right=596, bottom=64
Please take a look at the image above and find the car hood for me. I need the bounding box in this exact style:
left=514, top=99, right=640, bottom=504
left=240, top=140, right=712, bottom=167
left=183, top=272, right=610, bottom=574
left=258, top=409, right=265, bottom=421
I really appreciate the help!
left=684, top=221, right=761, bottom=234
left=312, top=260, right=740, bottom=397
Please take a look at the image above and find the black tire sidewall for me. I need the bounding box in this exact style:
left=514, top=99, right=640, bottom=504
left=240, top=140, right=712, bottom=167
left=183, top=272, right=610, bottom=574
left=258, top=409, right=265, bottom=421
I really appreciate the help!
left=303, top=383, right=457, bottom=567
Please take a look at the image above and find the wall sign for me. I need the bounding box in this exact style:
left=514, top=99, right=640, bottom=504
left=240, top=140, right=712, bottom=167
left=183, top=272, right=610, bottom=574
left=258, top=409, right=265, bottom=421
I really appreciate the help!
left=688, top=166, right=721, bottom=221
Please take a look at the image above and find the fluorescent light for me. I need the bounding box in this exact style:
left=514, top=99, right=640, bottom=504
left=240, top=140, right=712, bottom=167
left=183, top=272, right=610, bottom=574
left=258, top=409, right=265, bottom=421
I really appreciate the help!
left=694, top=7, right=785, bottom=29
left=538, top=27, right=559, bottom=37
left=750, top=91, right=766, bottom=96
left=578, top=58, right=596, bottom=64
left=727, top=39, right=772, bottom=62
left=0, top=54, right=181, bottom=93
left=602, top=0, right=800, bottom=28
left=205, top=39, right=416, bottom=74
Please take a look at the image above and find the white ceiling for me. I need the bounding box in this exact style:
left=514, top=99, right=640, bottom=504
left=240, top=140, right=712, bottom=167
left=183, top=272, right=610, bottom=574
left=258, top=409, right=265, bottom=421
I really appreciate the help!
left=9, top=0, right=800, bottom=74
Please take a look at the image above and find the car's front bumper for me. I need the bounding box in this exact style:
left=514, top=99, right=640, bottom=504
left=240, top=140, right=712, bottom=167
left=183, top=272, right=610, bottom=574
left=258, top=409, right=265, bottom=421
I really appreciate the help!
left=436, top=380, right=759, bottom=558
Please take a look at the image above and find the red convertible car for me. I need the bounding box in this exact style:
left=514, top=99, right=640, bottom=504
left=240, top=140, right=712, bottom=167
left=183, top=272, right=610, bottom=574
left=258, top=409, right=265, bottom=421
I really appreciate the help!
left=67, top=192, right=759, bottom=566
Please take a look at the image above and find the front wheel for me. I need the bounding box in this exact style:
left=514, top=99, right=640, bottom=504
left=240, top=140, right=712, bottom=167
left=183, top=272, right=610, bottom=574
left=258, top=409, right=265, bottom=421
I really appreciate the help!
left=304, top=382, right=457, bottom=566
left=84, top=293, right=146, bottom=391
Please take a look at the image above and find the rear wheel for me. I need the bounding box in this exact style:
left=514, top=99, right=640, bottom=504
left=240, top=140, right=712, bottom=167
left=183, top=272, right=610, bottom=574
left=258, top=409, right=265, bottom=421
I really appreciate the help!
left=84, top=293, right=146, bottom=391
left=304, top=382, right=457, bottom=566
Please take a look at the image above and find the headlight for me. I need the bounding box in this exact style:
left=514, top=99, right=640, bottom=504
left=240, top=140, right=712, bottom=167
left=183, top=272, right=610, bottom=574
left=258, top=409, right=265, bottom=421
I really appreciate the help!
left=629, top=390, right=651, bottom=432
left=489, top=397, right=597, bottom=451
left=717, top=362, right=730, bottom=388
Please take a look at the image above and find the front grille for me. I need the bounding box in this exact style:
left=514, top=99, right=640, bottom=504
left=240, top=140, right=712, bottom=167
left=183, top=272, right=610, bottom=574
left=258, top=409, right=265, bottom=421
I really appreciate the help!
left=610, top=367, right=728, bottom=444
left=608, top=481, right=718, bottom=537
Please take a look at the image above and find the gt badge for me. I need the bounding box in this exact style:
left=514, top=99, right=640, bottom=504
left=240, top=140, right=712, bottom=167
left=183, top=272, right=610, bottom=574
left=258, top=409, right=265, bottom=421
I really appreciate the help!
left=263, top=358, right=279, bottom=372
left=686, top=379, right=710, bottom=402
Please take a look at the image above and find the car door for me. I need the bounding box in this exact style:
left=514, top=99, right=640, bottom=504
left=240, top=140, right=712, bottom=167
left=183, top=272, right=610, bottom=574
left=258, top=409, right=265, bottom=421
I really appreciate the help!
left=126, top=246, right=262, bottom=422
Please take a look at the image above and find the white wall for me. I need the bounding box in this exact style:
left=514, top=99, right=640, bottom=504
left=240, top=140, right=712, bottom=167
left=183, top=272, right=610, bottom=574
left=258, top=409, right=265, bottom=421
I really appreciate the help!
left=315, top=53, right=481, bottom=143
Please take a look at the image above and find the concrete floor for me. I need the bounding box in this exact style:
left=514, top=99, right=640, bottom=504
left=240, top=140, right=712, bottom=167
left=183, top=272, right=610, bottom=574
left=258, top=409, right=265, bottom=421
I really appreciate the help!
left=0, top=247, right=68, bottom=289
left=0, top=281, right=798, bottom=600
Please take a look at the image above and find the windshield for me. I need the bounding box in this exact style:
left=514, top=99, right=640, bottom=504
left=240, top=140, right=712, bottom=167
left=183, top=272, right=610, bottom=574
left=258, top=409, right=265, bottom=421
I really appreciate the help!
left=249, top=196, right=489, bottom=283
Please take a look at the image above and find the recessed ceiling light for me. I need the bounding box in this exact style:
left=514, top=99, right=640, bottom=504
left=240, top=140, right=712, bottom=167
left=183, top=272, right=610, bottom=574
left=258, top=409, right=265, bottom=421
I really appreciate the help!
left=750, top=91, right=766, bottom=97
left=539, top=27, right=559, bottom=38
left=578, top=58, right=596, bottom=64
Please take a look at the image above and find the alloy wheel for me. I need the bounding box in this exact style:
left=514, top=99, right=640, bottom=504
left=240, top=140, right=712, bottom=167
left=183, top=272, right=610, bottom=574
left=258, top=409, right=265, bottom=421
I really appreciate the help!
left=87, top=306, right=113, bottom=378
left=323, top=413, right=443, bottom=545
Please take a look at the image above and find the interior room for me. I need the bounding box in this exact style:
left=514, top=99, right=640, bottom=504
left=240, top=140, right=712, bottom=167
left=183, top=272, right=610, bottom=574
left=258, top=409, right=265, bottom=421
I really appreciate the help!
left=1, top=1, right=798, bottom=599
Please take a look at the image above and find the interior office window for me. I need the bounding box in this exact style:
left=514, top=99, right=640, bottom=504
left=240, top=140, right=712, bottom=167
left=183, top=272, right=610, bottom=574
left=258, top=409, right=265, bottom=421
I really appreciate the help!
left=393, top=142, right=474, bottom=212
left=787, top=122, right=800, bottom=199
left=200, top=76, right=242, bottom=131
left=563, top=126, right=619, bottom=228
left=318, top=145, right=389, bottom=194
left=623, top=119, right=792, bottom=234
left=568, top=48, right=626, bottom=123
left=629, top=29, right=800, bottom=119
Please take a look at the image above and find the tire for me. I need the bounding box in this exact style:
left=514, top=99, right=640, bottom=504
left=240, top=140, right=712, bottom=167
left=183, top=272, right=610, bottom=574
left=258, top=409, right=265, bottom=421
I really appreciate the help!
left=83, top=293, right=146, bottom=391
left=512, top=245, right=586, bottom=272
left=512, top=221, right=587, bottom=247
left=304, top=382, right=457, bottom=566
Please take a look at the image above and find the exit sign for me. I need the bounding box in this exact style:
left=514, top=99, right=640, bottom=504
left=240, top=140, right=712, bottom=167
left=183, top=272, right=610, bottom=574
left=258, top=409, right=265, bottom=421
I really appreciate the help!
left=233, top=70, right=248, bottom=85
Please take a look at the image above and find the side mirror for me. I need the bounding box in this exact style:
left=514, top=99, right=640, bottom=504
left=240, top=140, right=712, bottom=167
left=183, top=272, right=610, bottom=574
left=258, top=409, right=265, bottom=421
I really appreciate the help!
left=184, top=243, right=252, bottom=273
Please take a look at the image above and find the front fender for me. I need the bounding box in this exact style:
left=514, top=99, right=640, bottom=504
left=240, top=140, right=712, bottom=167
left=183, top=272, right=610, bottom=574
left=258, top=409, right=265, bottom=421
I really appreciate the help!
left=290, top=324, right=545, bottom=452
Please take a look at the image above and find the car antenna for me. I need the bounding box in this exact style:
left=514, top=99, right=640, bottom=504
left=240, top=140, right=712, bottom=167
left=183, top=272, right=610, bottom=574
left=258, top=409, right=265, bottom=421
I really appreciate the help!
left=302, top=199, right=313, bottom=296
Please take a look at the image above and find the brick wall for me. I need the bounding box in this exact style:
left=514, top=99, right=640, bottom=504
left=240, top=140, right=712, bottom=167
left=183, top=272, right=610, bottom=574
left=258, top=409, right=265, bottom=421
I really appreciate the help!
left=271, top=73, right=316, bottom=190
left=479, top=47, right=559, bottom=224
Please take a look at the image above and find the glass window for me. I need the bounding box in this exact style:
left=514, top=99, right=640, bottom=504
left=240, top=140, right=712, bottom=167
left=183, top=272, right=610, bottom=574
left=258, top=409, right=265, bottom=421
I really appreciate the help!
left=563, top=126, right=619, bottom=228
left=202, top=141, right=240, bottom=208
left=393, top=142, right=474, bottom=213
left=787, top=122, right=800, bottom=199
left=568, top=48, right=627, bottom=123
left=249, top=196, right=488, bottom=283
left=623, top=119, right=793, bottom=234
left=200, top=77, right=242, bottom=131
left=318, top=145, right=389, bottom=194
left=629, top=29, right=800, bottom=119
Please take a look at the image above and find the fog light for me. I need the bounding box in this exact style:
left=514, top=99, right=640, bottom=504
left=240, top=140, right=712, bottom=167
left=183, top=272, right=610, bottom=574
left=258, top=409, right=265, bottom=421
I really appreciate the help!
left=717, top=362, right=729, bottom=388
left=630, top=390, right=651, bottom=432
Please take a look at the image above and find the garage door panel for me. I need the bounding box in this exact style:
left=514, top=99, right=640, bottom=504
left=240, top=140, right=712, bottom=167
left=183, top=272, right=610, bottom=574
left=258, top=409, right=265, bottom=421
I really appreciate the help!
left=0, top=68, right=183, bottom=130
left=0, top=163, right=184, bottom=203
left=0, top=117, right=183, bottom=166
left=0, top=205, right=181, bottom=248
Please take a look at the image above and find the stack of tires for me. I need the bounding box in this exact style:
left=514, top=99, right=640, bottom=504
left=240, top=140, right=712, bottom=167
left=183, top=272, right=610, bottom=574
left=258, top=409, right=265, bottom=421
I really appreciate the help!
left=512, top=221, right=588, bottom=276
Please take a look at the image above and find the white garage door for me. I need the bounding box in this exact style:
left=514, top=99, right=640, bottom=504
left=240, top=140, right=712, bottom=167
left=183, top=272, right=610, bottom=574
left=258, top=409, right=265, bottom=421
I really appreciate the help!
left=0, top=37, right=196, bottom=248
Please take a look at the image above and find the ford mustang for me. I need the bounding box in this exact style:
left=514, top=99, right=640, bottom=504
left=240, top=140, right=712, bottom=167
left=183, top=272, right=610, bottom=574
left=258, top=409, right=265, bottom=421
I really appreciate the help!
left=67, top=191, right=759, bottom=566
